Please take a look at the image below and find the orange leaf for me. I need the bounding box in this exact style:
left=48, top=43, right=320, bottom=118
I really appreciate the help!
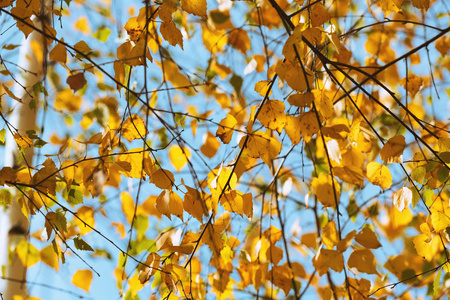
left=156, top=189, right=184, bottom=221
left=216, top=114, right=237, bottom=144
left=181, top=0, right=207, bottom=16
left=49, top=39, right=67, bottom=64
left=348, top=249, right=378, bottom=274
left=355, top=228, right=382, bottom=249
left=311, top=174, right=340, bottom=208
left=200, top=131, right=220, bottom=158
left=380, top=135, right=406, bottom=164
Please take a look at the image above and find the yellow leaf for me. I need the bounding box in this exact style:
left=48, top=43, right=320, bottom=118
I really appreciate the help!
left=49, top=39, right=67, bottom=64
left=411, top=0, right=429, bottom=10
left=413, top=223, right=441, bottom=261
left=169, top=145, right=191, bottom=171
left=240, top=131, right=282, bottom=165
left=287, top=92, right=313, bottom=107
left=257, top=100, right=286, bottom=134
left=430, top=196, right=450, bottom=232
left=392, top=187, right=412, bottom=212
left=40, top=245, right=59, bottom=271
left=313, top=89, right=334, bottom=120
left=276, top=59, right=314, bottom=92
left=336, top=230, right=356, bottom=252
left=228, top=28, right=251, bottom=54
left=288, top=112, right=319, bottom=144
left=348, top=249, right=378, bottom=274
left=216, top=114, right=237, bottom=144
left=268, top=265, right=292, bottom=295
left=310, top=3, right=331, bottom=26
left=16, top=240, right=39, bottom=268
left=202, top=25, right=227, bottom=53
left=366, top=162, right=392, bottom=190
left=200, top=131, right=220, bottom=158
left=2, top=83, right=22, bottom=103
left=377, top=0, right=403, bottom=13
left=72, top=269, right=93, bottom=292
left=254, top=80, right=272, bottom=97
left=221, top=190, right=244, bottom=216
left=122, top=114, right=148, bottom=140
left=208, top=167, right=237, bottom=200
left=282, top=25, right=302, bottom=62
left=156, top=189, right=184, bottom=221
left=355, top=228, right=382, bottom=249
left=311, top=174, right=340, bottom=208
left=400, top=75, right=422, bottom=98
left=380, top=135, right=406, bottom=163
left=151, top=168, right=175, bottom=190
left=14, top=133, right=32, bottom=148
left=160, top=21, right=184, bottom=49
left=74, top=206, right=95, bottom=235
left=74, top=16, right=91, bottom=34
left=322, top=221, right=339, bottom=249
left=117, top=148, right=155, bottom=179
left=55, top=89, right=82, bottom=112
left=121, top=191, right=135, bottom=223
left=312, top=248, right=344, bottom=276
left=181, top=0, right=207, bottom=16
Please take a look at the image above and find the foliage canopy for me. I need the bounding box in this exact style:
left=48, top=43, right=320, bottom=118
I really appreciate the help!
left=0, top=0, right=450, bottom=299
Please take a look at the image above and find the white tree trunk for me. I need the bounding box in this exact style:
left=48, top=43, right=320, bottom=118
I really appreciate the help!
left=0, top=3, right=50, bottom=298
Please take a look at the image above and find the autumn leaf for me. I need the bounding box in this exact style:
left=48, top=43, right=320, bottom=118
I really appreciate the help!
left=348, top=249, right=378, bottom=274
left=181, top=0, right=207, bottom=16
left=310, top=3, right=331, bottom=27
left=72, top=270, right=93, bottom=292
left=49, top=39, right=67, bottom=64
left=240, top=131, right=282, bottom=165
left=380, top=135, right=406, bottom=163
left=393, top=187, right=412, bottom=212
left=355, top=228, right=382, bottom=249
left=400, top=75, right=423, bottom=98
left=200, top=132, right=220, bottom=158
left=156, top=189, right=184, bottom=221
left=216, top=114, right=238, bottom=144
left=256, top=100, right=287, bottom=134
left=66, top=72, right=87, bottom=93
left=169, top=145, right=191, bottom=171
left=366, top=162, right=392, bottom=190
left=312, top=248, right=344, bottom=276
left=311, top=174, right=340, bottom=208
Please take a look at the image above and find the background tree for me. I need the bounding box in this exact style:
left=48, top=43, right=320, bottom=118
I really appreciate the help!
left=0, top=0, right=449, bottom=299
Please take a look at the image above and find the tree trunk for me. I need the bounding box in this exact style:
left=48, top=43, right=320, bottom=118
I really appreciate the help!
left=0, top=3, right=50, bottom=298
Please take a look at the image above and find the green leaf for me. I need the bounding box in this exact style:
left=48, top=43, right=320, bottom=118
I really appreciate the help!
left=64, top=0, right=72, bottom=6
left=411, top=166, right=425, bottom=184
left=437, top=166, right=449, bottom=183
left=426, top=162, right=438, bottom=172
left=93, top=25, right=111, bottom=42
left=0, top=189, right=12, bottom=205
left=73, top=236, right=94, bottom=251
left=433, top=269, right=441, bottom=296
left=230, top=74, right=243, bottom=95
left=67, top=188, right=83, bottom=205
left=439, top=152, right=450, bottom=163
left=423, top=189, right=434, bottom=206
left=34, top=138, right=47, bottom=148
left=412, top=187, right=420, bottom=209
left=210, top=11, right=230, bottom=24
